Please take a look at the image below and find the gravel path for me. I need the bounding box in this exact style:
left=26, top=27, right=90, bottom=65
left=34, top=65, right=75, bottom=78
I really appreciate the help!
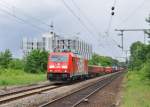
left=76, top=74, right=124, bottom=107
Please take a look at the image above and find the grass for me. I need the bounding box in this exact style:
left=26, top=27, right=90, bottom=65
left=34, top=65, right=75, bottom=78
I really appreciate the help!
left=121, top=71, right=150, bottom=107
left=0, top=69, right=46, bottom=86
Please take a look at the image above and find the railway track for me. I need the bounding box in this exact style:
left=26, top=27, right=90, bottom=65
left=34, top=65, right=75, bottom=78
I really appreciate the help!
left=0, top=84, right=61, bottom=104
left=39, top=72, right=122, bottom=107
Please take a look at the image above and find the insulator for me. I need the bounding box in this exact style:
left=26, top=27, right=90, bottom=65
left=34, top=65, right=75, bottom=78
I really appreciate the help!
left=111, top=12, right=115, bottom=16
left=111, top=6, right=115, bottom=10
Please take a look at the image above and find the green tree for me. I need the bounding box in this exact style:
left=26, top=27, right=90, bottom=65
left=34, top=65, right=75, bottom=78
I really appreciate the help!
left=129, top=41, right=150, bottom=79
left=129, top=41, right=147, bottom=70
left=89, top=53, right=101, bottom=65
left=24, top=50, right=49, bottom=73
left=0, top=49, right=12, bottom=68
left=89, top=53, right=118, bottom=66
left=127, top=15, right=150, bottom=79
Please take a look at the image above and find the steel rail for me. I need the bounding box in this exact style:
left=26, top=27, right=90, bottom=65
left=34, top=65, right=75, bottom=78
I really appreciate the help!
left=71, top=73, right=121, bottom=107
left=0, top=85, right=61, bottom=104
left=0, top=84, right=53, bottom=97
left=39, top=72, right=122, bottom=107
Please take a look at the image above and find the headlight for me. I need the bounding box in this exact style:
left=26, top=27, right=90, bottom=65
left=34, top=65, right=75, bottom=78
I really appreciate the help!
left=62, top=66, right=68, bottom=69
left=49, top=65, right=54, bottom=68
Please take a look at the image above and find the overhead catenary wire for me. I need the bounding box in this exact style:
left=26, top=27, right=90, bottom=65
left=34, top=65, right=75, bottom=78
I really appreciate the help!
left=0, top=0, right=116, bottom=58
left=68, top=0, right=122, bottom=57
left=106, top=15, right=113, bottom=36
left=61, top=0, right=119, bottom=57
left=116, top=0, right=147, bottom=27
left=104, top=0, right=122, bottom=49
left=114, top=0, right=147, bottom=57
left=113, top=0, right=117, bottom=6
left=70, top=0, right=120, bottom=47
left=0, top=7, right=46, bottom=33
left=71, top=0, right=99, bottom=33
left=0, top=0, right=51, bottom=28
left=71, top=0, right=117, bottom=46
left=106, top=0, right=117, bottom=36
left=103, top=0, right=124, bottom=56
left=61, top=0, right=107, bottom=54
left=61, top=0, right=97, bottom=38
left=0, top=0, right=121, bottom=57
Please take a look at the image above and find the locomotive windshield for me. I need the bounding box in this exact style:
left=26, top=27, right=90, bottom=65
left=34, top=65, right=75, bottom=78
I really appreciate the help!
left=50, top=55, right=68, bottom=62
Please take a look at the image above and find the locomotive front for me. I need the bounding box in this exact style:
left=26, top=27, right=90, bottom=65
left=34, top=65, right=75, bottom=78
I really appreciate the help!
left=47, top=52, right=70, bottom=81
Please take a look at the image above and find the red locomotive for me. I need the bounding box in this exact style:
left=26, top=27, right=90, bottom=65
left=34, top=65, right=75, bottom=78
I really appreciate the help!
left=47, top=52, right=122, bottom=82
left=47, top=52, right=88, bottom=82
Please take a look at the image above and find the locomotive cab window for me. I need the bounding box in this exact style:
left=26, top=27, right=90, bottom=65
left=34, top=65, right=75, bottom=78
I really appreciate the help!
left=50, top=55, right=68, bottom=62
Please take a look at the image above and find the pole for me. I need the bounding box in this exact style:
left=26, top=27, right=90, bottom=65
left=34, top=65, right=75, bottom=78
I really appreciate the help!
left=121, top=31, right=124, bottom=51
left=118, top=30, right=124, bottom=51
left=124, top=50, right=129, bottom=65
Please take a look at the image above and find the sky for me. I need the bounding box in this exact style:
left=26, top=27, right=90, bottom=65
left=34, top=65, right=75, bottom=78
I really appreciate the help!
left=0, top=0, right=150, bottom=61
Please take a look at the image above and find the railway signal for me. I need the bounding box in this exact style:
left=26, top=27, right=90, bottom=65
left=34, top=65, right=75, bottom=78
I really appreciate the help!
left=115, top=28, right=150, bottom=51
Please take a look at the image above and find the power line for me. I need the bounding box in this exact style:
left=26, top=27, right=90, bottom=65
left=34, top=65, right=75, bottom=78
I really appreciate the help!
left=71, top=0, right=98, bottom=33
left=71, top=0, right=117, bottom=46
left=0, top=0, right=121, bottom=57
left=62, top=0, right=112, bottom=55
left=106, top=0, right=117, bottom=35
left=0, top=0, right=51, bottom=28
left=113, top=0, right=117, bottom=6
left=117, top=0, right=147, bottom=27
left=61, top=0, right=97, bottom=38
left=61, top=0, right=119, bottom=57
left=106, top=15, right=113, bottom=36
left=0, top=7, right=46, bottom=33
left=71, top=0, right=120, bottom=48
left=67, top=0, right=122, bottom=56
left=61, top=0, right=118, bottom=56
left=104, top=0, right=122, bottom=50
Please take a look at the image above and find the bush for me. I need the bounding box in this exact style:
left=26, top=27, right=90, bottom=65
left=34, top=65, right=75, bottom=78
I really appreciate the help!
left=24, top=50, right=49, bottom=73
left=0, top=49, right=12, bottom=68
left=140, top=62, right=150, bottom=80
left=9, top=59, right=24, bottom=70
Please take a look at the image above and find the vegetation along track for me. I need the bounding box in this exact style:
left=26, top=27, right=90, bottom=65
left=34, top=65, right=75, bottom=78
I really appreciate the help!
left=0, top=84, right=61, bottom=104
left=39, top=72, right=123, bottom=107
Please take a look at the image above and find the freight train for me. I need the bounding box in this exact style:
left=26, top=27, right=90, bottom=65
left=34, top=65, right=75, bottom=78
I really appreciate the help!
left=47, top=52, right=122, bottom=82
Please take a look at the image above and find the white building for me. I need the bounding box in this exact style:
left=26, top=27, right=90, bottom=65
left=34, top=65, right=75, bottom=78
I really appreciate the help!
left=22, top=32, right=93, bottom=60
left=55, top=36, right=93, bottom=60
left=22, top=32, right=58, bottom=55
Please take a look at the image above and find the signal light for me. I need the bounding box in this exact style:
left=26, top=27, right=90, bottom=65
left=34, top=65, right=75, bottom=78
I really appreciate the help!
left=111, top=6, right=115, bottom=10
left=111, top=12, right=115, bottom=16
